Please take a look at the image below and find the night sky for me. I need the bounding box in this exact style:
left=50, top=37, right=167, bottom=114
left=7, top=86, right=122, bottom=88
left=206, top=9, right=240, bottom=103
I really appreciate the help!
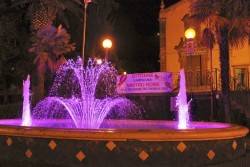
left=112, top=0, right=180, bottom=73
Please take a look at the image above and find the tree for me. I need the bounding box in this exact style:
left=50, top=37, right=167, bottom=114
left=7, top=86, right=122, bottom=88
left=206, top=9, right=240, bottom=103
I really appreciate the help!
left=190, top=0, right=250, bottom=122
left=11, top=0, right=84, bottom=32
left=29, top=25, right=75, bottom=104
left=9, top=0, right=83, bottom=105
left=0, top=7, right=31, bottom=104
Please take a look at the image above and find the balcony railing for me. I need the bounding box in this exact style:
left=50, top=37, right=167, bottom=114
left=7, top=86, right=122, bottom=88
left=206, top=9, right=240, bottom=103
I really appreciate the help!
left=172, top=68, right=250, bottom=92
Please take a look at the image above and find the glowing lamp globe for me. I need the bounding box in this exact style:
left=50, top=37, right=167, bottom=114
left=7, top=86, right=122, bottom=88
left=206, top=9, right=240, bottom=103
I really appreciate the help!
left=96, top=59, right=102, bottom=65
left=185, top=28, right=196, bottom=39
left=102, top=39, right=112, bottom=49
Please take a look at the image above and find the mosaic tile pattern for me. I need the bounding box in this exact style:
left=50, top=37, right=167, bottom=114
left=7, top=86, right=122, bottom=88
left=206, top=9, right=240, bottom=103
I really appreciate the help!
left=106, top=141, right=116, bottom=151
left=76, top=151, right=85, bottom=162
left=48, top=140, right=57, bottom=150
left=232, top=140, right=238, bottom=150
left=6, top=137, right=12, bottom=146
left=139, top=150, right=149, bottom=161
left=0, top=135, right=247, bottom=167
left=25, top=149, right=32, bottom=158
left=177, top=141, right=187, bottom=152
left=207, top=150, right=215, bottom=160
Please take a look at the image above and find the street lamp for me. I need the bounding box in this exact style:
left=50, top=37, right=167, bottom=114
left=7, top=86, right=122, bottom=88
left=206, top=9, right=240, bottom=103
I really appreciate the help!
left=102, top=39, right=112, bottom=61
left=185, top=28, right=196, bottom=40
left=185, top=27, right=196, bottom=96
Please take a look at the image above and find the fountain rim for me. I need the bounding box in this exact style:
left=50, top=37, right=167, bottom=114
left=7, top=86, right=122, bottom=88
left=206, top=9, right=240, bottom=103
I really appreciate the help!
left=0, top=119, right=248, bottom=141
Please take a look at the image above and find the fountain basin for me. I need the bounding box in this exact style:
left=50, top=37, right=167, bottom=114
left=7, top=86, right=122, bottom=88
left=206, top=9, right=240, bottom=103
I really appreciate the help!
left=0, top=120, right=248, bottom=166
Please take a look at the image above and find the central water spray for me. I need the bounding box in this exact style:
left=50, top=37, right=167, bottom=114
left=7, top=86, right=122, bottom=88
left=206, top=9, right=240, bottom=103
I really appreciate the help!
left=32, top=57, right=136, bottom=129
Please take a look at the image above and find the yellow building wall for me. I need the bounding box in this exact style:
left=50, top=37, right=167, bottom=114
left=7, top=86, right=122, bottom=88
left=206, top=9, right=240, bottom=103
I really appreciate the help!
left=231, top=41, right=250, bottom=66
left=161, top=0, right=250, bottom=80
left=165, top=1, right=192, bottom=72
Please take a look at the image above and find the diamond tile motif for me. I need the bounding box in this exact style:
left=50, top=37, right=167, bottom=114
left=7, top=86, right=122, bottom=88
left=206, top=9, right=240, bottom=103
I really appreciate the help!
left=139, top=150, right=149, bottom=161
left=48, top=140, right=57, bottom=150
left=232, top=140, right=237, bottom=150
left=106, top=141, right=116, bottom=151
left=25, top=149, right=32, bottom=158
left=207, top=150, right=215, bottom=160
left=6, top=137, right=12, bottom=146
left=177, top=142, right=187, bottom=152
left=76, top=151, right=85, bottom=162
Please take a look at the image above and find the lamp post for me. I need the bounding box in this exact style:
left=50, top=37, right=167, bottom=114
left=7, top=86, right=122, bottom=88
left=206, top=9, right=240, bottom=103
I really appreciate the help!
left=82, top=0, right=92, bottom=64
left=185, top=28, right=196, bottom=96
left=207, top=23, right=215, bottom=121
left=210, top=46, right=214, bottom=120
left=102, top=39, right=112, bottom=61
left=102, top=39, right=112, bottom=97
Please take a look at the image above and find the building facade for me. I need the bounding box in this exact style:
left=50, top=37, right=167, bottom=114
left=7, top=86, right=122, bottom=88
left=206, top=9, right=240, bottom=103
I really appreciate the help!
left=159, top=0, right=250, bottom=90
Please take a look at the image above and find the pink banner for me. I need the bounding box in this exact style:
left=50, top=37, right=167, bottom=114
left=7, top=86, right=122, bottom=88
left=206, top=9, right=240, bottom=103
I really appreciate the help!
left=116, top=72, right=172, bottom=94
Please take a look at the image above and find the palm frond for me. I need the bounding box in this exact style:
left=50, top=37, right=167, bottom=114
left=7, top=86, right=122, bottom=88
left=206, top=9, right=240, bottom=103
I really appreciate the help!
left=200, top=28, right=215, bottom=49
left=190, top=0, right=220, bottom=23
left=30, top=25, right=75, bottom=58
left=191, top=0, right=249, bottom=48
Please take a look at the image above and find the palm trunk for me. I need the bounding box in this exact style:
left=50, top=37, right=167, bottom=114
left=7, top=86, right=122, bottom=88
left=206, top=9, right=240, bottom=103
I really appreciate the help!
left=218, top=27, right=231, bottom=123
left=32, top=67, right=45, bottom=106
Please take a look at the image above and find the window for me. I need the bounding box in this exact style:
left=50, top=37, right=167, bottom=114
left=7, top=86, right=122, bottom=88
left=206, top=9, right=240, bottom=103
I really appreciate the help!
left=234, top=67, right=248, bottom=89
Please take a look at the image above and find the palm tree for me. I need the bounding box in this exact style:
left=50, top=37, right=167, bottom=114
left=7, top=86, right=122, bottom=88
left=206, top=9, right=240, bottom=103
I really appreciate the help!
left=9, top=0, right=83, bottom=105
left=190, top=0, right=250, bottom=122
left=29, top=25, right=75, bottom=104
left=11, top=0, right=84, bottom=32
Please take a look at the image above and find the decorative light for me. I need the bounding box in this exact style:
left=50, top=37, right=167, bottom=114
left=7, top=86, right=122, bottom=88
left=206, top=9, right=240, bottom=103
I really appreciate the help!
left=102, top=39, right=112, bottom=49
left=96, top=59, right=102, bottom=65
left=185, top=28, right=196, bottom=39
left=123, top=71, right=127, bottom=75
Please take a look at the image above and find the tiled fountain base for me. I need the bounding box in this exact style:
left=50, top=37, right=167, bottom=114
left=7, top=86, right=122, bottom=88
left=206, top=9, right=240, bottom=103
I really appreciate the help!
left=0, top=135, right=247, bottom=167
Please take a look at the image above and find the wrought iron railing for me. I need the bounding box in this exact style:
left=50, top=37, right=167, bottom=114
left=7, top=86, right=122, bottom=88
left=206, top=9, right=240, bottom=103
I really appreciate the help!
left=172, top=68, right=250, bottom=119
left=172, top=68, right=250, bottom=92
left=172, top=68, right=220, bottom=92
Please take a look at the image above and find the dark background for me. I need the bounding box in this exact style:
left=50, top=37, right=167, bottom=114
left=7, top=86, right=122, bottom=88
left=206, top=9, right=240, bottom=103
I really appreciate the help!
left=112, top=0, right=180, bottom=73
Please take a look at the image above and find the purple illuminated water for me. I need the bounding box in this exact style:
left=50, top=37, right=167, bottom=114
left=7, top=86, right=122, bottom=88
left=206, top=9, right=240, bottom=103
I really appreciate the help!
left=176, top=69, right=191, bottom=129
left=31, top=57, right=139, bottom=128
left=21, top=75, right=31, bottom=126
left=19, top=61, right=196, bottom=129
left=7, top=59, right=232, bottom=131
left=0, top=119, right=231, bottom=129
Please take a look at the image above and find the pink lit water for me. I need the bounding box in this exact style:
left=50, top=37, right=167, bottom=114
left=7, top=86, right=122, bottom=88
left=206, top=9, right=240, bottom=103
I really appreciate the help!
left=11, top=60, right=202, bottom=130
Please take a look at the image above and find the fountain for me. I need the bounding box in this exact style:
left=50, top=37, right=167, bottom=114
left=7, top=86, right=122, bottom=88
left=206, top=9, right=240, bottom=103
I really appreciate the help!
left=0, top=58, right=248, bottom=166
